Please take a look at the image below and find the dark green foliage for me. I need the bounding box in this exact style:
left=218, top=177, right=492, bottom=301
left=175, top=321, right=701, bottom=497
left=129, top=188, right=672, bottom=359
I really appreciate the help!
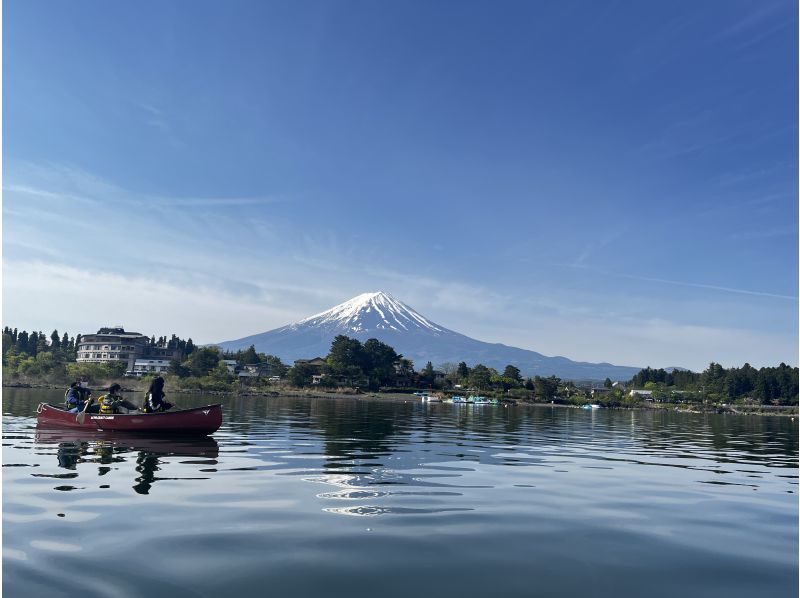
left=362, top=338, right=399, bottom=388
left=503, top=365, right=522, bottom=383
left=168, top=359, right=191, bottom=378
left=456, top=361, right=470, bottom=380
left=468, top=364, right=492, bottom=390
left=327, top=335, right=367, bottom=372
left=524, top=377, right=534, bottom=390
left=421, top=361, right=435, bottom=385
left=604, top=377, right=612, bottom=388
left=533, top=375, right=560, bottom=400
left=184, top=347, right=221, bottom=377
left=288, top=363, right=315, bottom=387
left=2, top=326, right=81, bottom=382
left=241, top=345, right=259, bottom=364
left=16, top=331, right=29, bottom=354
left=322, top=336, right=400, bottom=390
left=628, top=363, right=798, bottom=405
left=27, top=331, right=39, bottom=357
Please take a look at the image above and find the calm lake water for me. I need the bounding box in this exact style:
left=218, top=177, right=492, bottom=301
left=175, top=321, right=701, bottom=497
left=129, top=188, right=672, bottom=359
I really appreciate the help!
left=3, top=388, right=798, bottom=597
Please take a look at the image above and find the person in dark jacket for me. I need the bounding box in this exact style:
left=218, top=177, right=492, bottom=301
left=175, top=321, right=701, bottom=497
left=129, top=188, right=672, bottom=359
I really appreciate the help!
left=65, top=381, right=97, bottom=413
left=142, top=376, right=173, bottom=413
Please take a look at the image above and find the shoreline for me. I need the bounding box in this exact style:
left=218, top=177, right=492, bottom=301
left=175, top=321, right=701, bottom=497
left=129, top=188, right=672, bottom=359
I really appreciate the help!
left=5, top=381, right=797, bottom=417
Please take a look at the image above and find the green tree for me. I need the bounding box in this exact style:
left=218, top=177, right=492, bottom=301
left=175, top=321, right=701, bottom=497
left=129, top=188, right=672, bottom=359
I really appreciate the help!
left=362, top=338, right=399, bottom=389
left=184, top=347, right=221, bottom=377
left=604, top=377, right=612, bottom=388
left=2, top=332, right=13, bottom=357
left=456, top=362, right=470, bottom=381
left=502, top=365, right=522, bottom=384
left=16, top=331, right=29, bottom=353
left=288, top=363, right=315, bottom=387
left=241, top=345, right=259, bottom=364
left=27, top=332, right=39, bottom=357
left=168, top=359, right=191, bottom=378
left=533, top=375, right=560, bottom=400
left=395, top=358, right=414, bottom=379
left=208, top=362, right=234, bottom=385
left=327, top=335, right=366, bottom=374
left=469, top=364, right=492, bottom=390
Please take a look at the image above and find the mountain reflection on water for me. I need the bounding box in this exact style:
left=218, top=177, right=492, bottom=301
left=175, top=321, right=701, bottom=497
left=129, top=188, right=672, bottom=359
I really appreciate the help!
left=3, top=388, right=798, bottom=598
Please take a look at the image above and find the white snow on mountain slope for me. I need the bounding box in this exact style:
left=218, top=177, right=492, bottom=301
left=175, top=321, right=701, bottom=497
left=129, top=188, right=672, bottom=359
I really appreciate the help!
left=216, top=291, right=643, bottom=380
left=293, top=291, right=444, bottom=334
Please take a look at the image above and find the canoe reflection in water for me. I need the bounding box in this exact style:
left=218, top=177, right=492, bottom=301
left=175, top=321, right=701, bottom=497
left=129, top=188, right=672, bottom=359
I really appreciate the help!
left=35, top=430, right=219, bottom=495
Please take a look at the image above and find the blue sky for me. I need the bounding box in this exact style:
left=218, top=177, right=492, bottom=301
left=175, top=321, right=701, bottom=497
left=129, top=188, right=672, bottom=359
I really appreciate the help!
left=3, top=0, right=797, bottom=371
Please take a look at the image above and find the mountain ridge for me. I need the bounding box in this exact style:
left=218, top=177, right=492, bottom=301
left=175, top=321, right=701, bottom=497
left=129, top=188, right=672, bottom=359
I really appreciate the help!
left=216, top=291, right=642, bottom=381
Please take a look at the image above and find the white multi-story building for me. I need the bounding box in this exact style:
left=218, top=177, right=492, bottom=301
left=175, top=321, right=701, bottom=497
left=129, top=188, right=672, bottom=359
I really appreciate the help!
left=132, top=359, right=172, bottom=375
left=76, top=326, right=180, bottom=371
left=76, top=327, right=149, bottom=370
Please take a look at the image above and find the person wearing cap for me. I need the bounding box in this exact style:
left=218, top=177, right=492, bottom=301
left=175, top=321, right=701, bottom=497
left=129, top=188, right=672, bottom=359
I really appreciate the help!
left=65, top=381, right=97, bottom=413
left=96, top=383, right=140, bottom=414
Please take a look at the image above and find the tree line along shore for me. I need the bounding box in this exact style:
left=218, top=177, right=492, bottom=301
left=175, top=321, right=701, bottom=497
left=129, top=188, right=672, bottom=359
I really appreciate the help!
left=2, top=327, right=797, bottom=412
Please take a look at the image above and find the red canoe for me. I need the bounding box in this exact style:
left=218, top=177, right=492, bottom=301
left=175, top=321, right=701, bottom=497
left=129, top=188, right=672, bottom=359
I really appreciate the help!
left=36, top=403, right=222, bottom=435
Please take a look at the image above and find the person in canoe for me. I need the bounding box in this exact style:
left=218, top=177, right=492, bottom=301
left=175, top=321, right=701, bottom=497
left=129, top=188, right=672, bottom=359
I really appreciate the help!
left=65, top=381, right=98, bottom=413
left=95, top=383, right=140, bottom=414
left=142, top=375, right=173, bottom=413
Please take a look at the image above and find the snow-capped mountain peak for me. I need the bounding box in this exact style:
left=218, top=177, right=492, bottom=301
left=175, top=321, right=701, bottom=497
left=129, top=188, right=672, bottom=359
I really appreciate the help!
left=297, top=291, right=443, bottom=334
left=216, top=291, right=642, bottom=380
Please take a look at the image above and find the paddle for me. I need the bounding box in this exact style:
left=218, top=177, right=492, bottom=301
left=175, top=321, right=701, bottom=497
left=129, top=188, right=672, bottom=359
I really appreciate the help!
left=76, top=398, right=92, bottom=424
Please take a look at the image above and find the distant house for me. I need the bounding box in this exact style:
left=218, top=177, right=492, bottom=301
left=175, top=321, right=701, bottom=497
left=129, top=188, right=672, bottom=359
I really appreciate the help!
left=612, top=381, right=626, bottom=390
left=629, top=389, right=654, bottom=401
left=590, top=387, right=612, bottom=398
left=223, top=359, right=239, bottom=374
left=238, top=362, right=280, bottom=382
left=131, top=358, right=171, bottom=376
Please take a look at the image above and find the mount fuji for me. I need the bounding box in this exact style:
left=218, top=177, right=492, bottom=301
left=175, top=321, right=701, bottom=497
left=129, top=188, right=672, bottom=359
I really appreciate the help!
left=216, top=291, right=641, bottom=380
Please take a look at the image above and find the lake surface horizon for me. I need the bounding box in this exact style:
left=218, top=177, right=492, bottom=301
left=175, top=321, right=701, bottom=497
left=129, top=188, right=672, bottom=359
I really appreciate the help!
left=4, top=388, right=798, bottom=597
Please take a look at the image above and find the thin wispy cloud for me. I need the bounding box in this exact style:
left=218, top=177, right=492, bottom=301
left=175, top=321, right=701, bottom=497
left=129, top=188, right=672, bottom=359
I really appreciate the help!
left=4, top=184, right=100, bottom=205
left=729, top=227, right=796, bottom=241
left=710, top=2, right=789, bottom=42
left=152, top=197, right=284, bottom=207
left=132, top=100, right=186, bottom=147
left=571, top=264, right=798, bottom=301
left=572, top=229, right=628, bottom=267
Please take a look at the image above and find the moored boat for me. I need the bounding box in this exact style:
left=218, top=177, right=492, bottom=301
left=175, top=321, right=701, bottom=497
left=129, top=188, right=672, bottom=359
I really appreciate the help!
left=468, top=395, right=490, bottom=404
left=36, top=403, right=222, bottom=435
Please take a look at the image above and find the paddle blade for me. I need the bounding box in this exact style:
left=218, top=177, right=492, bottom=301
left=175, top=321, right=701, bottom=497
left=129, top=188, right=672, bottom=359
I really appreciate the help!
left=76, top=411, right=86, bottom=424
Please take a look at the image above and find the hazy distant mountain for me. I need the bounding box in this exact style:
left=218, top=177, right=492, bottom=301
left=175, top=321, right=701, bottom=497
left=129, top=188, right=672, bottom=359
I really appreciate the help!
left=216, top=291, right=641, bottom=381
